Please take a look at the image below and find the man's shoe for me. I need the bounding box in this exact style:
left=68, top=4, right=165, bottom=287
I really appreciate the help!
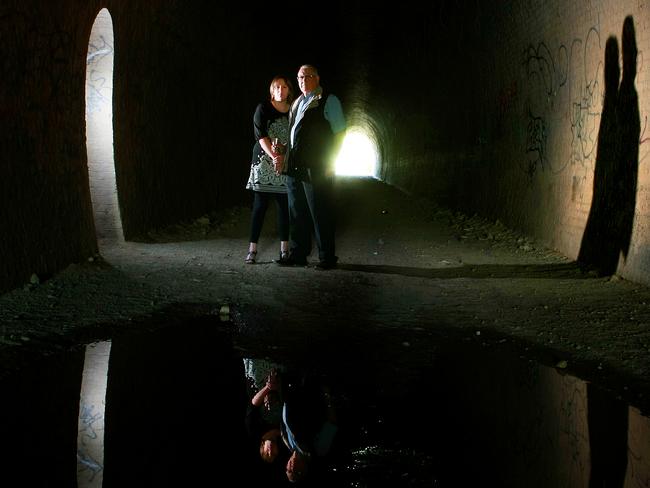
left=316, top=260, right=337, bottom=270
left=273, top=251, right=290, bottom=265
left=276, top=254, right=308, bottom=266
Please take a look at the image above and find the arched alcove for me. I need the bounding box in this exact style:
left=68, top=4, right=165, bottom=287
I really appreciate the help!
left=85, top=8, right=122, bottom=243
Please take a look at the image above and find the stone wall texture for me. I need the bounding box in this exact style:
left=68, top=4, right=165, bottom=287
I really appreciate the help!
left=363, top=1, right=650, bottom=285
left=1, top=0, right=650, bottom=292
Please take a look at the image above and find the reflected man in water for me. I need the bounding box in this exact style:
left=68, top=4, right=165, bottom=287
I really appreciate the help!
left=281, top=369, right=340, bottom=483
left=242, top=359, right=343, bottom=484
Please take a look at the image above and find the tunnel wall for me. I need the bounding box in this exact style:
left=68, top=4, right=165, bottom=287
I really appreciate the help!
left=1, top=1, right=100, bottom=292
left=368, top=1, right=650, bottom=283
left=473, top=1, right=650, bottom=283
left=109, top=2, right=267, bottom=240
left=1, top=0, right=243, bottom=292
left=3, top=0, right=650, bottom=294
left=360, top=3, right=486, bottom=210
left=0, top=0, right=351, bottom=293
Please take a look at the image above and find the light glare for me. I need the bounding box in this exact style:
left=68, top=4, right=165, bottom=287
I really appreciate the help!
left=335, top=129, right=378, bottom=177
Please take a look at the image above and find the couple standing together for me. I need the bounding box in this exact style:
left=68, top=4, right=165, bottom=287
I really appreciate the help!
left=245, top=64, right=346, bottom=270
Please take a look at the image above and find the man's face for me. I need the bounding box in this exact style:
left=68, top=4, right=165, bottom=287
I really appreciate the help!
left=297, top=67, right=319, bottom=95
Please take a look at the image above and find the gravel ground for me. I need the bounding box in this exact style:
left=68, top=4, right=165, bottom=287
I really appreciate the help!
left=2, top=177, right=650, bottom=413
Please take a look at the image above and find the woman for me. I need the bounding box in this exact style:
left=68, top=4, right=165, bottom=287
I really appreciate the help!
left=245, top=75, right=294, bottom=264
left=244, top=363, right=287, bottom=467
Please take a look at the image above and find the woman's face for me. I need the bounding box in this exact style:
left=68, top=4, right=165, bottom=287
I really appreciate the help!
left=261, top=439, right=279, bottom=463
left=272, top=81, right=290, bottom=102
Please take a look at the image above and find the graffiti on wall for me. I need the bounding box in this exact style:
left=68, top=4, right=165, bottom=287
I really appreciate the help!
left=567, top=28, right=603, bottom=170
left=519, top=26, right=603, bottom=177
left=521, top=40, right=568, bottom=175
left=640, top=106, right=650, bottom=165
left=523, top=41, right=568, bottom=98
left=86, top=35, right=114, bottom=114
left=524, top=110, right=547, bottom=177
left=520, top=18, right=649, bottom=178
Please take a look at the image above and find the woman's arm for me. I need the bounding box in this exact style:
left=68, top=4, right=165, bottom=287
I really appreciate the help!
left=259, top=137, right=275, bottom=159
left=251, top=370, right=281, bottom=406
left=251, top=384, right=272, bottom=407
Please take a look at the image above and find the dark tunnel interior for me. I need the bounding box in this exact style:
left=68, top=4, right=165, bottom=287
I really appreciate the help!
left=2, top=2, right=650, bottom=486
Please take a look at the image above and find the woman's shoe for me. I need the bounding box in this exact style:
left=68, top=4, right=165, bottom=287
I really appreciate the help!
left=245, top=250, right=257, bottom=264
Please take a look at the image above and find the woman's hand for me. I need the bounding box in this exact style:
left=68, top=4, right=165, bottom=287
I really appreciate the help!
left=272, top=154, right=285, bottom=175
left=266, top=369, right=280, bottom=390
left=271, top=138, right=286, bottom=156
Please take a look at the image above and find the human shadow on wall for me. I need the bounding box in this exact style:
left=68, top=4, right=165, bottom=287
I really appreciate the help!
left=578, top=16, right=640, bottom=276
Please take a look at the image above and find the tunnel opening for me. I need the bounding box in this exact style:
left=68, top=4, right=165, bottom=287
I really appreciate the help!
left=335, top=127, right=380, bottom=178
left=85, top=8, right=123, bottom=244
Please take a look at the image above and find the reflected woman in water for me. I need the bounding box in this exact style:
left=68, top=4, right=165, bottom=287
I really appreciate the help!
left=243, top=358, right=288, bottom=467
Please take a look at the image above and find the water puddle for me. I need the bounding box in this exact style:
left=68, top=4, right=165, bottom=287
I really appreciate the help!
left=1, top=313, right=649, bottom=487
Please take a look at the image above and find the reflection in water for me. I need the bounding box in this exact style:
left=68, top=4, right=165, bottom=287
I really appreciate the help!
left=282, top=369, right=340, bottom=484
left=243, top=358, right=343, bottom=485
left=243, top=357, right=285, bottom=467
left=1, top=318, right=649, bottom=486
left=0, top=348, right=85, bottom=487
left=99, top=320, right=247, bottom=487
left=77, top=341, right=112, bottom=488
left=587, top=383, right=628, bottom=487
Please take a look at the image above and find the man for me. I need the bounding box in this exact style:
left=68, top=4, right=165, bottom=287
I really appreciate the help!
left=280, top=371, right=338, bottom=483
left=278, top=64, right=346, bottom=269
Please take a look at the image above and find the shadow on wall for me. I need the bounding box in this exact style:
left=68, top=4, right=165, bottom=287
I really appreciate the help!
left=578, top=16, right=640, bottom=276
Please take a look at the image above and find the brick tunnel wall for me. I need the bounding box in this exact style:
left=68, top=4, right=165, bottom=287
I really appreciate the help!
left=0, top=0, right=352, bottom=293
left=471, top=1, right=650, bottom=285
left=2, top=0, right=650, bottom=294
left=1, top=1, right=99, bottom=292
left=365, top=1, right=650, bottom=284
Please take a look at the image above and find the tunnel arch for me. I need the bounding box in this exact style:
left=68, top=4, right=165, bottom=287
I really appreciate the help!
left=335, top=126, right=380, bottom=178
left=85, top=8, right=123, bottom=243
left=339, top=100, right=384, bottom=179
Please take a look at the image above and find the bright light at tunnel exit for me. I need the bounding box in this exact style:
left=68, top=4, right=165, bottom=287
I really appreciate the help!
left=334, top=129, right=378, bottom=177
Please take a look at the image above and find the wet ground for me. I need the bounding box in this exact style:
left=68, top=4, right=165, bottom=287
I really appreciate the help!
left=2, top=310, right=649, bottom=487
left=2, top=177, right=650, bottom=486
